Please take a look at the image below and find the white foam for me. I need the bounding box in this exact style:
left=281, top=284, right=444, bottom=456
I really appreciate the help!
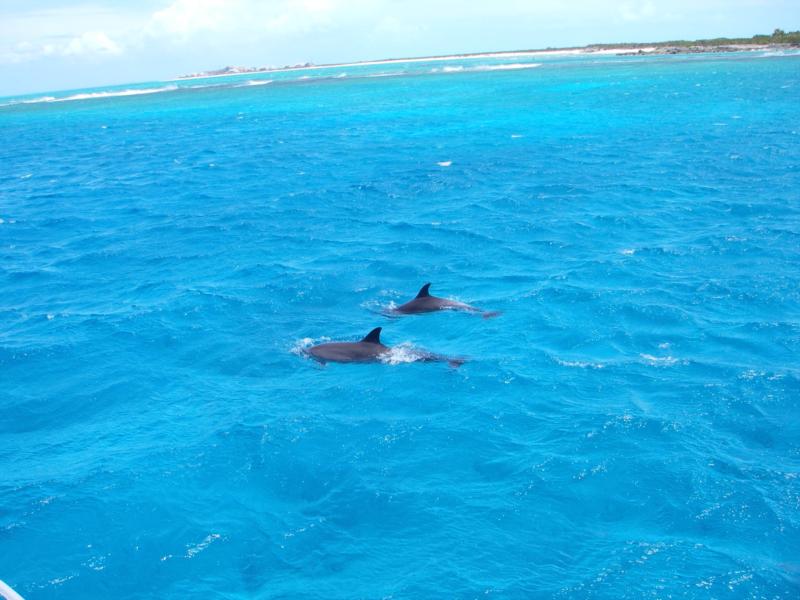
left=185, top=533, right=220, bottom=558
left=432, top=63, right=541, bottom=75
left=640, top=353, right=680, bottom=366
left=379, top=343, right=427, bottom=365
left=360, top=299, right=398, bottom=316
left=59, top=86, right=178, bottom=102
left=240, top=79, right=273, bottom=87
left=621, top=248, right=636, bottom=255
left=24, top=96, right=56, bottom=104
left=0, top=95, right=55, bottom=107
left=4, top=86, right=179, bottom=106
left=556, top=358, right=605, bottom=369
left=760, top=50, right=794, bottom=57
left=437, top=160, right=452, bottom=167
left=291, top=336, right=330, bottom=357
left=474, top=63, right=542, bottom=71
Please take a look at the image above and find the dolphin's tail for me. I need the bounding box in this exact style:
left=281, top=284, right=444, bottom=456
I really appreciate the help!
left=481, top=310, right=502, bottom=319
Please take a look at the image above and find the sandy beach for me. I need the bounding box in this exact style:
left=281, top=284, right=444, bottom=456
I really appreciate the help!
left=174, top=46, right=667, bottom=80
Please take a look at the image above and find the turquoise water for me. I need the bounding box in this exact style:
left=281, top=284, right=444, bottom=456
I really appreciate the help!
left=1, top=50, right=799, bottom=598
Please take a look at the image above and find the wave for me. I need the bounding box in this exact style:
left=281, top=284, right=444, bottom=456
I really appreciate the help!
left=759, top=50, right=800, bottom=58
left=431, top=63, right=542, bottom=74
left=475, top=63, right=542, bottom=71
left=58, top=85, right=178, bottom=102
left=22, top=96, right=57, bottom=104
left=1, top=85, right=179, bottom=107
left=0, top=95, right=56, bottom=107
left=639, top=353, right=682, bottom=366
left=1, top=61, right=544, bottom=109
left=555, top=357, right=606, bottom=369
left=235, top=79, right=273, bottom=87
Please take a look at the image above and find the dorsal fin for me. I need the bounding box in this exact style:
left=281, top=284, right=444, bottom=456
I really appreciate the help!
left=361, top=327, right=382, bottom=344
left=416, top=283, right=432, bottom=298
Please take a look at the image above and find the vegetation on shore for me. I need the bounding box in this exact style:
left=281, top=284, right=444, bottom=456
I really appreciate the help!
left=587, top=29, right=800, bottom=50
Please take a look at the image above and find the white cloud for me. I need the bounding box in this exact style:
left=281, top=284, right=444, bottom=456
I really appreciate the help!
left=147, top=0, right=237, bottom=38
left=62, top=31, right=122, bottom=56
left=263, top=0, right=340, bottom=34
left=620, top=1, right=658, bottom=22
left=143, top=0, right=347, bottom=40
left=1, top=30, right=122, bottom=63
left=372, top=15, right=426, bottom=39
left=0, top=5, right=139, bottom=64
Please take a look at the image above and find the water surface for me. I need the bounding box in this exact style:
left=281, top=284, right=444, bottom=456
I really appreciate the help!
left=1, top=50, right=799, bottom=598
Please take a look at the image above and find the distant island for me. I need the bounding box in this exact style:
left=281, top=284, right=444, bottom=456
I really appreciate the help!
left=178, top=29, right=800, bottom=80
left=179, top=62, right=315, bottom=79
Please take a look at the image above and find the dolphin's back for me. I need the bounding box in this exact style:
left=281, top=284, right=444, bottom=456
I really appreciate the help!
left=394, top=283, right=478, bottom=314
left=396, top=296, right=445, bottom=313
left=308, top=341, right=388, bottom=363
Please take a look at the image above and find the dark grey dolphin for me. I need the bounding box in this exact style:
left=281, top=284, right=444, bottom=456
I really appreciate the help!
left=306, top=327, right=464, bottom=367
left=392, top=283, right=500, bottom=318
left=307, top=327, right=389, bottom=363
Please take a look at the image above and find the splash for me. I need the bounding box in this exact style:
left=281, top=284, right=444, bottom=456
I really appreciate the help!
left=379, top=343, right=426, bottom=365
left=290, top=336, right=329, bottom=357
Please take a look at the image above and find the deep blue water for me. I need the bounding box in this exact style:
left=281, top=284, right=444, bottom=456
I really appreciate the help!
left=1, top=50, right=800, bottom=598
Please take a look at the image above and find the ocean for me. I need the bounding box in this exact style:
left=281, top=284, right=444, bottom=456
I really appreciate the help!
left=1, top=49, right=799, bottom=598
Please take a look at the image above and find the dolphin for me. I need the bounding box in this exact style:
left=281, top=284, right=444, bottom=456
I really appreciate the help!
left=307, top=327, right=389, bottom=363
left=391, top=283, right=500, bottom=318
left=306, top=327, right=464, bottom=367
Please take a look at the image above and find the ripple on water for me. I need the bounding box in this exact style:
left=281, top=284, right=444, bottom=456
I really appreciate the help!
left=1, top=51, right=799, bottom=598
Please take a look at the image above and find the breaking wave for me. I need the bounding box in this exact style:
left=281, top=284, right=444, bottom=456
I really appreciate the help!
left=1, top=62, right=544, bottom=109
left=1, top=86, right=179, bottom=107
left=431, top=63, right=542, bottom=74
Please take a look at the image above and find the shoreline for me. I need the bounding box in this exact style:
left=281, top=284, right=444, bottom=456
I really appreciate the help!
left=174, top=43, right=794, bottom=81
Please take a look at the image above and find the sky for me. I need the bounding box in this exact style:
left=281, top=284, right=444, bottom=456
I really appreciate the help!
left=1, top=0, right=798, bottom=96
